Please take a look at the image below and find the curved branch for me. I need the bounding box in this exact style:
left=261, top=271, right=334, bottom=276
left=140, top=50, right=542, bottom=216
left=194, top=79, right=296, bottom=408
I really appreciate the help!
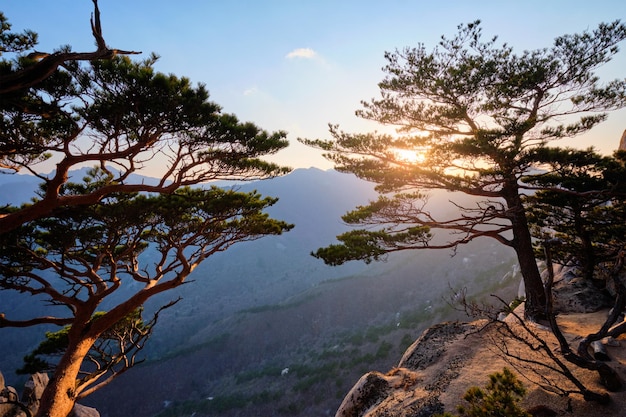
left=0, top=313, right=73, bottom=328
left=76, top=298, right=180, bottom=399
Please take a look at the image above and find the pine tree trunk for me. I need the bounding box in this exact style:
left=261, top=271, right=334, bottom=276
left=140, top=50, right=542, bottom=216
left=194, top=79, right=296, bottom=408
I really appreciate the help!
left=513, top=223, right=546, bottom=320
left=504, top=187, right=547, bottom=320
left=35, top=337, right=95, bottom=417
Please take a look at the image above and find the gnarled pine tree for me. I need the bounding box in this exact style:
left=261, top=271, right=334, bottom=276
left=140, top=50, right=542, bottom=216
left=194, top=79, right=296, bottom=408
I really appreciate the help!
left=303, top=20, right=626, bottom=320
left=0, top=5, right=292, bottom=417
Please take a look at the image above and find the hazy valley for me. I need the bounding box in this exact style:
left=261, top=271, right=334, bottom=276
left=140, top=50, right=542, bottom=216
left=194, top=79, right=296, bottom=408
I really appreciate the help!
left=0, top=168, right=520, bottom=416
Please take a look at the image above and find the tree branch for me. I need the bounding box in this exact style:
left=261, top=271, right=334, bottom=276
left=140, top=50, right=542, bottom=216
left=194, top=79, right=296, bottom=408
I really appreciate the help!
left=0, top=313, right=73, bottom=328
left=0, top=0, right=140, bottom=95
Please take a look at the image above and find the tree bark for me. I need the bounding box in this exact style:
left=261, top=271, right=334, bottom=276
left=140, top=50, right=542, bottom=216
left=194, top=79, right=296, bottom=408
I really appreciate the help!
left=33, top=283, right=182, bottom=416
left=35, top=337, right=96, bottom=417
left=504, top=186, right=547, bottom=320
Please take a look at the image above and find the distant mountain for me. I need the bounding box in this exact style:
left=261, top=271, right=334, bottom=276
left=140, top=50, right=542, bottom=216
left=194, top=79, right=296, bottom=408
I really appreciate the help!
left=136, top=168, right=382, bottom=356
left=0, top=172, right=42, bottom=206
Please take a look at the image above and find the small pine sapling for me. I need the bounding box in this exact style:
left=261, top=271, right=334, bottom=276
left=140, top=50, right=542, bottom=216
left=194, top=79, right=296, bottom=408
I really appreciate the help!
left=438, top=368, right=531, bottom=417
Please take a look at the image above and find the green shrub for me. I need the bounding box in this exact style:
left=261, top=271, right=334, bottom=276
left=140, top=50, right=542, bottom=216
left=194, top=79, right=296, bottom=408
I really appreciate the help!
left=437, top=368, right=531, bottom=417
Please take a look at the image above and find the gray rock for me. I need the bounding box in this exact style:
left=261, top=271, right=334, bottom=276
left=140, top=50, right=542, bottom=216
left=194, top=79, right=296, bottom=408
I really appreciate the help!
left=548, top=266, right=611, bottom=313
left=21, top=372, right=49, bottom=409
left=336, top=372, right=392, bottom=417
left=399, top=321, right=469, bottom=370
left=0, top=386, right=21, bottom=417
left=70, top=403, right=100, bottom=417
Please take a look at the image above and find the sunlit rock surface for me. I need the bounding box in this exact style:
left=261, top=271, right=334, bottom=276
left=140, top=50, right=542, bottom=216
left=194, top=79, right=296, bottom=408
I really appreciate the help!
left=334, top=269, right=623, bottom=417
left=335, top=321, right=475, bottom=417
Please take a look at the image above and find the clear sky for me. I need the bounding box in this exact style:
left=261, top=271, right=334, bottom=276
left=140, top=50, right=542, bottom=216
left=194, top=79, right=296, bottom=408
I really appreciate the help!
left=3, top=1, right=626, bottom=172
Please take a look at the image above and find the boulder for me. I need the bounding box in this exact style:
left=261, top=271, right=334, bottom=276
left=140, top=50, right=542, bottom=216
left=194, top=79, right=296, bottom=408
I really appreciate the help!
left=70, top=403, right=100, bottom=417
left=21, top=372, right=49, bottom=413
left=335, top=371, right=392, bottom=417
left=0, top=385, right=21, bottom=417
left=0, top=385, right=19, bottom=403
left=547, top=265, right=612, bottom=313
left=0, top=371, right=99, bottom=417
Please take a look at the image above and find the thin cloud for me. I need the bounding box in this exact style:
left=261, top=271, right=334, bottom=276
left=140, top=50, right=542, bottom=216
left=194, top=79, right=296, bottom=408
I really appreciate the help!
left=243, top=87, right=258, bottom=96
left=286, top=48, right=317, bottom=59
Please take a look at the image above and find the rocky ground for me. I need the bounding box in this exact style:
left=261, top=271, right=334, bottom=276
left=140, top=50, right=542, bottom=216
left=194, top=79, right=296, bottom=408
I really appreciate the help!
left=335, top=265, right=626, bottom=417
left=336, top=312, right=626, bottom=417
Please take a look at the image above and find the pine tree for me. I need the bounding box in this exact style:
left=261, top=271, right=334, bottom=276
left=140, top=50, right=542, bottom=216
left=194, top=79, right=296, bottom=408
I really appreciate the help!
left=303, top=20, right=626, bottom=319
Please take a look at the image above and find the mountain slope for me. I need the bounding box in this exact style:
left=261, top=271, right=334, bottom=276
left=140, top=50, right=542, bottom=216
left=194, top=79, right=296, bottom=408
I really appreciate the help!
left=0, top=168, right=520, bottom=416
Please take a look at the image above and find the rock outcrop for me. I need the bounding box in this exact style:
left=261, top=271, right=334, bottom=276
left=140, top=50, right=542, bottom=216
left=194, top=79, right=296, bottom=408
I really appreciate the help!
left=335, top=268, right=626, bottom=417
left=0, top=371, right=99, bottom=417
left=336, top=321, right=477, bottom=417
left=20, top=373, right=49, bottom=415
left=547, top=265, right=612, bottom=313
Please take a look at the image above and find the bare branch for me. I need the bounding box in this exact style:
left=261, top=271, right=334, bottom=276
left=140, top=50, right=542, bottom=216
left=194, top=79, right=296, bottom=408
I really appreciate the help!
left=0, top=313, right=73, bottom=328
left=0, top=0, right=140, bottom=95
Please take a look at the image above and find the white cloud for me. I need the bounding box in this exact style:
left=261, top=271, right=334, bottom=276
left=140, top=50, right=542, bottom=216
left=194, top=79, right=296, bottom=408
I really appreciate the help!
left=243, top=87, right=258, bottom=96
left=285, top=48, right=317, bottom=59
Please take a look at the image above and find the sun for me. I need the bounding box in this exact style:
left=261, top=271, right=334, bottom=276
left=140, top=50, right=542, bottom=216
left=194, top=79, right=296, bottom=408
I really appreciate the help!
left=394, top=149, right=426, bottom=164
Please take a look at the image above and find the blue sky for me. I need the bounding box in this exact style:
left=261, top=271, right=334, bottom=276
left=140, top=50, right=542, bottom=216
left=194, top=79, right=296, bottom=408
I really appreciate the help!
left=3, top=1, right=626, bottom=172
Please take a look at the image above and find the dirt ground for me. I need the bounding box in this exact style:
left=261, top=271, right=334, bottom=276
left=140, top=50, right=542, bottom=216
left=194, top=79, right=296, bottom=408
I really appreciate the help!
left=438, top=309, right=626, bottom=416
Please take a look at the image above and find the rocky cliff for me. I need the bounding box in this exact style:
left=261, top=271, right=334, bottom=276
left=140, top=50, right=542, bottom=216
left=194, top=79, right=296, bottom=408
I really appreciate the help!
left=335, top=266, right=626, bottom=417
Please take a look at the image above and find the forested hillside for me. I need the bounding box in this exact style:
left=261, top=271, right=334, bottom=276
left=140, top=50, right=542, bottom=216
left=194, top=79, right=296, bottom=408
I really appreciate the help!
left=73, top=168, right=520, bottom=416
left=0, top=167, right=520, bottom=416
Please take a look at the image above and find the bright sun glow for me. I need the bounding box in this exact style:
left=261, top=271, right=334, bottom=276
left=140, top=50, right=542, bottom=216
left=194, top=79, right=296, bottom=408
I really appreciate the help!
left=394, top=149, right=426, bottom=164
